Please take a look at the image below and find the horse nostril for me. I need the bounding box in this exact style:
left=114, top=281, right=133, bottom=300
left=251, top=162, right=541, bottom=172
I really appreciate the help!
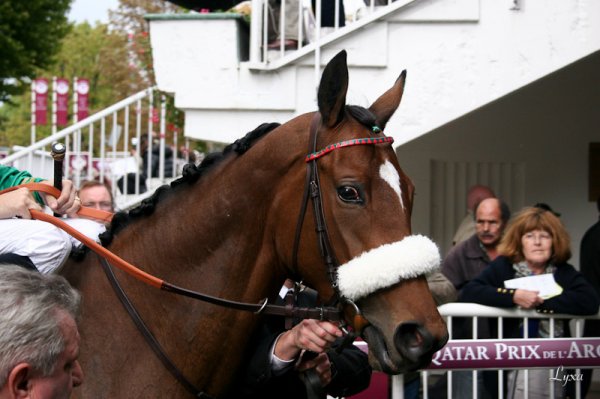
left=394, top=321, right=434, bottom=363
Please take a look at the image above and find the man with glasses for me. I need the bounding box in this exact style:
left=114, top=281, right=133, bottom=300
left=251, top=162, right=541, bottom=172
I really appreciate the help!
left=77, top=180, right=114, bottom=213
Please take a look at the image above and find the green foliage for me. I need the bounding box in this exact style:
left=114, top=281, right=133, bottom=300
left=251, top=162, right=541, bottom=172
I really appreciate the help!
left=109, top=0, right=187, bottom=147
left=0, top=0, right=73, bottom=102
left=110, top=0, right=185, bottom=86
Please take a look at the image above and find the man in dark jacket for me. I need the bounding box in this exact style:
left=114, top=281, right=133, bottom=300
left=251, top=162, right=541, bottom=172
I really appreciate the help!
left=226, top=280, right=371, bottom=399
left=437, top=198, right=510, bottom=399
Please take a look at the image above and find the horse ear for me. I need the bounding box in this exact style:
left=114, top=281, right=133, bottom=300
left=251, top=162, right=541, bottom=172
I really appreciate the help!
left=369, top=70, right=407, bottom=130
left=318, top=50, right=349, bottom=127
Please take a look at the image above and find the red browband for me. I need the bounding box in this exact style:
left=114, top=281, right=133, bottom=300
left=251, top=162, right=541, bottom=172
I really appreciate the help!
left=305, top=136, right=394, bottom=162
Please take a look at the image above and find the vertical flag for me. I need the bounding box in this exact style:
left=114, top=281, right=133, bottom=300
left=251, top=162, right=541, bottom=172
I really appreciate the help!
left=76, top=78, right=90, bottom=120
left=55, top=78, right=69, bottom=126
left=33, top=78, right=48, bottom=125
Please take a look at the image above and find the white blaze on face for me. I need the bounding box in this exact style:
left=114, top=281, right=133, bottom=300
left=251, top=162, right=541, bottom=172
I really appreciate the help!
left=379, top=160, right=404, bottom=211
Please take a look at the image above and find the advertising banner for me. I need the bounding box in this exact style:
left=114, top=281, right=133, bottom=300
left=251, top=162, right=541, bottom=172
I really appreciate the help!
left=33, top=78, right=48, bottom=125
left=55, top=78, right=69, bottom=126
left=76, top=78, right=90, bottom=120
left=428, top=338, right=600, bottom=370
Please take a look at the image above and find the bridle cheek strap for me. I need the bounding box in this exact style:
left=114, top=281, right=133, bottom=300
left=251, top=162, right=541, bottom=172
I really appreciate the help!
left=292, top=113, right=405, bottom=335
left=293, top=113, right=341, bottom=296
left=337, top=235, right=441, bottom=301
left=292, top=114, right=399, bottom=293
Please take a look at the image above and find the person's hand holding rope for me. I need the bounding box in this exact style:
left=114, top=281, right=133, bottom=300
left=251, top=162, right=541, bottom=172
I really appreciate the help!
left=0, top=188, right=43, bottom=219
left=0, top=179, right=81, bottom=220
left=39, top=179, right=80, bottom=217
left=275, top=319, right=342, bottom=361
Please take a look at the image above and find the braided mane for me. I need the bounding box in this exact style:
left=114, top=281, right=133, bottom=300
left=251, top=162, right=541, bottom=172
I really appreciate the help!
left=100, top=122, right=280, bottom=246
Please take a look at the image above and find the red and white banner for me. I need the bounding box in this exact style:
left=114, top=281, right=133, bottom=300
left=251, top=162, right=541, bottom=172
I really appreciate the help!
left=55, top=78, right=69, bottom=126
left=33, top=78, right=48, bottom=125
left=76, top=78, right=90, bottom=120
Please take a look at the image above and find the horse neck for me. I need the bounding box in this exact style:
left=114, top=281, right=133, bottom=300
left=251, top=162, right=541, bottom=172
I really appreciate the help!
left=65, top=118, right=321, bottom=397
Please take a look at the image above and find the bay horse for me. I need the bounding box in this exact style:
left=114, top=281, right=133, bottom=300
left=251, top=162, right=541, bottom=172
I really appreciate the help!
left=61, top=50, right=448, bottom=398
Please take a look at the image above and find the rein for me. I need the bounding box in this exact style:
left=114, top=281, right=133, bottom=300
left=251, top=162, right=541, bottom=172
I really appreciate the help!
left=4, top=181, right=341, bottom=398
left=2, top=183, right=341, bottom=321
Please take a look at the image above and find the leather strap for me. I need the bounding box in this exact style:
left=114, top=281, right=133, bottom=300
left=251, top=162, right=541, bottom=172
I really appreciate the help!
left=306, top=113, right=341, bottom=296
left=99, top=256, right=212, bottom=398
left=289, top=114, right=352, bottom=399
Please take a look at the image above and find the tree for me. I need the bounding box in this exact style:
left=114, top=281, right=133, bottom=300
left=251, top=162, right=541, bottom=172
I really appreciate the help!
left=0, top=0, right=73, bottom=102
left=108, top=0, right=187, bottom=148
left=109, top=0, right=184, bottom=86
left=0, top=22, right=136, bottom=146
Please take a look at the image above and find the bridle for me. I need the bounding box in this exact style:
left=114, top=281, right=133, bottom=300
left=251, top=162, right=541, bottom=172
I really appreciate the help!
left=292, top=113, right=394, bottom=335
left=289, top=112, right=394, bottom=399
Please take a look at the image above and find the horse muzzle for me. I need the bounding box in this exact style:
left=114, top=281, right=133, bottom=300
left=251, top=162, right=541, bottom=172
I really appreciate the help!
left=335, top=234, right=448, bottom=373
left=363, top=321, right=448, bottom=374
left=394, top=320, right=448, bottom=369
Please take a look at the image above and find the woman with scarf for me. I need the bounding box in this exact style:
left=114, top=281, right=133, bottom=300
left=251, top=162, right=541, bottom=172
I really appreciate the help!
left=460, top=206, right=599, bottom=399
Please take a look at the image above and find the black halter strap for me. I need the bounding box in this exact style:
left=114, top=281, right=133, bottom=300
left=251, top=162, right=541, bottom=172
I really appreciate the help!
left=292, top=113, right=341, bottom=301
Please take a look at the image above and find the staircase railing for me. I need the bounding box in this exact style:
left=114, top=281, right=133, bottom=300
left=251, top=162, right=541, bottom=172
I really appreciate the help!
left=248, top=0, right=420, bottom=85
left=1, top=87, right=186, bottom=210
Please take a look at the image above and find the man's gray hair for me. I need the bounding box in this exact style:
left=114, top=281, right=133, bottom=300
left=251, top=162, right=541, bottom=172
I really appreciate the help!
left=0, top=266, right=81, bottom=387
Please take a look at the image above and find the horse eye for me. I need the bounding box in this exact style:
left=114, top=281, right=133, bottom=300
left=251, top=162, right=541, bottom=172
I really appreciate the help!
left=337, top=186, right=363, bottom=204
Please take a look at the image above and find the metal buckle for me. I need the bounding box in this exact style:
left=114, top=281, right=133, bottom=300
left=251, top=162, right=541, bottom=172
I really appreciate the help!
left=254, top=298, right=269, bottom=314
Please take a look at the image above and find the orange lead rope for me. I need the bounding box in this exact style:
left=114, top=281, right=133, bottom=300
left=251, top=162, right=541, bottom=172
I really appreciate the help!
left=30, top=210, right=164, bottom=289
left=0, top=183, right=163, bottom=288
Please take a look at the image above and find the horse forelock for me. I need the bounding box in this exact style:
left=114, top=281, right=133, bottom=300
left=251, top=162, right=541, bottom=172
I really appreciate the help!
left=345, top=105, right=378, bottom=131
left=100, top=122, right=281, bottom=246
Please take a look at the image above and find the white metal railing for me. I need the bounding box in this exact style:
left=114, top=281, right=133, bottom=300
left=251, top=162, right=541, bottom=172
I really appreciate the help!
left=385, top=303, right=600, bottom=399
left=1, top=88, right=188, bottom=210
left=248, top=0, right=420, bottom=85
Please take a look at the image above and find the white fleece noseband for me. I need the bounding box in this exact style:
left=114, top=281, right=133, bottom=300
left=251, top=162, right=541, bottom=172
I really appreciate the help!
left=337, top=235, right=440, bottom=301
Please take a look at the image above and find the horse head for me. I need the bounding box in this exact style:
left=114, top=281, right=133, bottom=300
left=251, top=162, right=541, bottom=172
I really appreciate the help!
left=287, top=50, right=448, bottom=374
